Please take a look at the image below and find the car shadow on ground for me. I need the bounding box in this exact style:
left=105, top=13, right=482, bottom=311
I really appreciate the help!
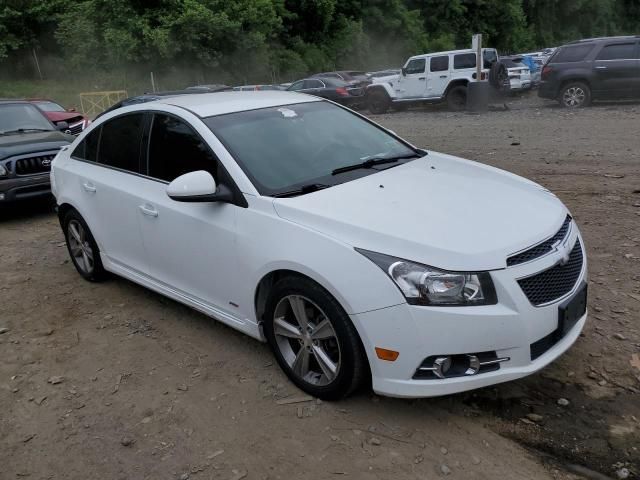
left=0, top=197, right=55, bottom=223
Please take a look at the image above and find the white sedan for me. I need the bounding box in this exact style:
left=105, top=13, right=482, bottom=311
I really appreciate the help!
left=51, top=92, right=587, bottom=399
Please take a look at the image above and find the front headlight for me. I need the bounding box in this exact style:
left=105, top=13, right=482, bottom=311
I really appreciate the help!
left=356, top=249, right=497, bottom=306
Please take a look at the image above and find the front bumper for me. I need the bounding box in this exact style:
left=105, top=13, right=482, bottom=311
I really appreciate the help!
left=0, top=174, right=51, bottom=202
left=350, top=230, right=587, bottom=398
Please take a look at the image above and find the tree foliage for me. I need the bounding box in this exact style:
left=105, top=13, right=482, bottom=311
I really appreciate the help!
left=1, top=0, right=638, bottom=82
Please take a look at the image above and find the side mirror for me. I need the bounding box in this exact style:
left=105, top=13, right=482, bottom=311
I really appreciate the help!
left=56, top=121, right=69, bottom=131
left=67, top=107, right=77, bottom=112
left=401, top=67, right=407, bottom=76
left=167, top=170, right=233, bottom=203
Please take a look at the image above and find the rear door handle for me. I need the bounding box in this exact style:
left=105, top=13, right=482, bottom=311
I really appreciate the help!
left=139, top=204, right=158, bottom=217
left=82, top=182, right=96, bottom=193
left=595, top=66, right=608, bottom=70
left=439, top=75, right=447, bottom=78
left=418, top=77, right=426, bottom=80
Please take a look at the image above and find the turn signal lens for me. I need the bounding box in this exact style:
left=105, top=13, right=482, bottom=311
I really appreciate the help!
left=375, top=347, right=399, bottom=361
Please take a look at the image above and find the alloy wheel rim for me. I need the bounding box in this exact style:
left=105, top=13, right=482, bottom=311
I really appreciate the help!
left=273, top=295, right=341, bottom=386
left=67, top=220, right=94, bottom=274
left=563, top=87, right=585, bottom=107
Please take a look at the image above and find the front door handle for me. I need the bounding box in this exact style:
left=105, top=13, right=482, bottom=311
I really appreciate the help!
left=595, top=66, right=608, bottom=70
left=439, top=75, right=447, bottom=78
left=418, top=77, right=426, bottom=80
left=82, top=182, right=96, bottom=194
left=139, top=205, right=158, bottom=217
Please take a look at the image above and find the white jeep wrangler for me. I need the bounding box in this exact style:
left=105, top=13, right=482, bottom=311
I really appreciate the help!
left=366, top=48, right=499, bottom=113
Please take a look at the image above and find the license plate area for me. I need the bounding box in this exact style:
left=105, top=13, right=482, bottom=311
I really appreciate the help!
left=558, top=282, right=588, bottom=336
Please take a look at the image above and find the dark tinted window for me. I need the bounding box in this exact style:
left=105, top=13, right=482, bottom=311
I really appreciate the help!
left=596, top=43, right=636, bottom=60
left=72, top=127, right=101, bottom=162
left=405, top=58, right=426, bottom=74
left=430, top=55, right=449, bottom=72
left=287, top=81, right=304, bottom=91
left=553, top=44, right=593, bottom=63
left=483, top=49, right=498, bottom=68
left=304, top=79, right=324, bottom=88
left=321, top=78, right=349, bottom=88
left=98, top=114, right=144, bottom=172
left=148, top=114, right=219, bottom=182
left=454, top=53, right=476, bottom=69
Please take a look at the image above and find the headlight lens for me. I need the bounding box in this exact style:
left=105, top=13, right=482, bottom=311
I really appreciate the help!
left=357, top=249, right=497, bottom=306
left=0, top=164, right=7, bottom=177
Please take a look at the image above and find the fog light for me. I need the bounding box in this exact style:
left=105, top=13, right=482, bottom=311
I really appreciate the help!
left=414, top=352, right=510, bottom=380
left=0, top=193, right=5, bottom=201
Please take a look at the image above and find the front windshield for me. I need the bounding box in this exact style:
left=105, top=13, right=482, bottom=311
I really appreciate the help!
left=0, top=104, right=54, bottom=134
left=35, top=101, right=66, bottom=112
left=204, top=101, right=416, bottom=195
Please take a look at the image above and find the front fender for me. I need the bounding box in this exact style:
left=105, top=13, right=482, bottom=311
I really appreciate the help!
left=366, top=83, right=396, bottom=100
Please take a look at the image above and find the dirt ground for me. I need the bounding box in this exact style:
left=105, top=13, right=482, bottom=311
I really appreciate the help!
left=1, top=92, right=639, bottom=480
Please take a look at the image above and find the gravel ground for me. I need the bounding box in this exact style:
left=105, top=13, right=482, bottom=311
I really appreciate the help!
left=1, top=92, right=639, bottom=480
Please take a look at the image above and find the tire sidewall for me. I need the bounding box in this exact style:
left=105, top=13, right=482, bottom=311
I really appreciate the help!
left=367, top=91, right=389, bottom=114
left=560, top=82, right=591, bottom=108
left=447, top=86, right=467, bottom=111
left=263, top=276, right=364, bottom=400
left=63, top=210, right=106, bottom=282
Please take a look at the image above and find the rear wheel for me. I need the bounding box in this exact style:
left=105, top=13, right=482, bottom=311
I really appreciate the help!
left=263, top=276, right=367, bottom=400
left=367, top=90, right=390, bottom=114
left=559, top=82, right=591, bottom=108
left=63, top=210, right=107, bottom=282
left=446, top=85, right=467, bottom=111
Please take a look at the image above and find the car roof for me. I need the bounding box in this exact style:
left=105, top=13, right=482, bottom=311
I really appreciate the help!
left=155, top=91, right=321, bottom=117
left=408, top=48, right=496, bottom=60
left=567, top=35, right=639, bottom=44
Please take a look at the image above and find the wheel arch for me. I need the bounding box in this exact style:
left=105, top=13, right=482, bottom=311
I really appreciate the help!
left=558, top=77, right=591, bottom=93
left=365, top=83, right=394, bottom=99
left=444, top=79, right=469, bottom=96
left=56, top=200, right=106, bottom=253
left=254, top=267, right=357, bottom=330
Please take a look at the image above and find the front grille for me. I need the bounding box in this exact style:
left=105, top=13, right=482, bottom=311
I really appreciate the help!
left=67, top=121, right=84, bottom=135
left=507, top=215, right=571, bottom=266
left=15, top=154, right=56, bottom=175
left=518, top=240, right=583, bottom=306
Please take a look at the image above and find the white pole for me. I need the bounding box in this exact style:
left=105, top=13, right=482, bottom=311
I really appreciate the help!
left=150, top=72, right=156, bottom=92
left=475, top=34, right=483, bottom=81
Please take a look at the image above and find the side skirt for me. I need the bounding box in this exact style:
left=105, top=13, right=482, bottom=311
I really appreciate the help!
left=102, top=254, right=264, bottom=341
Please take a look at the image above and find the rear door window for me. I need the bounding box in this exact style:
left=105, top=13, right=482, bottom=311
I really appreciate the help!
left=553, top=44, right=594, bottom=63
left=72, top=127, right=101, bottom=162
left=430, top=56, right=449, bottom=72
left=304, top=79, right=324, bottom=89
left=147, top=114, right=220, bottom=183
left=97, top=114, right=145, bottom=173
left=454, top=53, right=476, bottom=69
left=596, top=43, right=637, bottom=60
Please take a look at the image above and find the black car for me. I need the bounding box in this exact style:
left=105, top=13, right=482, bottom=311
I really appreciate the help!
left=96, top=87, right=231, bottom=118
left=312, top=71, right=372, bottom=88
left=0, top=101, right=74, bottom=203
left=539, top=36, right=640, bottom=107
left=286, top=77, right=365, bottom=107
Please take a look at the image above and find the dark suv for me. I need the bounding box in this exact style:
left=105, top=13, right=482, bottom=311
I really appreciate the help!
left=0, top=101, right=74, bottom=203
left=539, top=36, right=640, bottom=107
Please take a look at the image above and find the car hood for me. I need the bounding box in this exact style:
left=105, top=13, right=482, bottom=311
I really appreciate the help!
left=0, top=131, right=74, bottom=161
left=273, top=152, right=567, bottom=271
left=45, top=111, right=85, bottom=123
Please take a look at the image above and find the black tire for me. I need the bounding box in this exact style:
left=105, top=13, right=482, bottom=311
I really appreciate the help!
left=446, top=85, right=467, bottom=111
left=367, top=90, right=390, bottom=114
left=62, top=209, right=107, bottom=282
left=263, top=275, right=367, bottom=400
left=558, top=81, right=591, bottom=108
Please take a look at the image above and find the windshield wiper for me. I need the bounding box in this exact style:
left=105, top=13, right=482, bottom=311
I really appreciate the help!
left=0, top=128, right=53, bottom=135
left=331, top=152, right=421, bottom=175
left=272, top=183, right=332, bottom=198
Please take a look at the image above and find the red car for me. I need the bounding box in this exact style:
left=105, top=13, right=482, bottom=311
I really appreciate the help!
left=27, top=99, right=90, bottom=135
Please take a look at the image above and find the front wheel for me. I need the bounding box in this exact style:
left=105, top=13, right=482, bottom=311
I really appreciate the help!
left=559, top=82, right=591, bottom=108
left=367, top=90, right=390, bottom=114
left=263, top=276, right=367, bottom=400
